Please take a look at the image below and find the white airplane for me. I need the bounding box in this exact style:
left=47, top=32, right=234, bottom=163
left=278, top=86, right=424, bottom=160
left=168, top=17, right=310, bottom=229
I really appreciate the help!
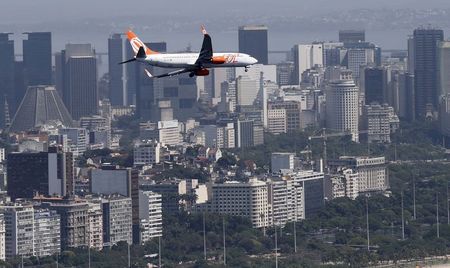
left=120, top=26, right=258, bottom=78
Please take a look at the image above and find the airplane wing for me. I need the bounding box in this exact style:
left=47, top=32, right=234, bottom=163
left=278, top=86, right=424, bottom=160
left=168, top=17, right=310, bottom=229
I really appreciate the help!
left=195, top=25, right=213, bottom=66
left=144, top=68, right=193, bottom=78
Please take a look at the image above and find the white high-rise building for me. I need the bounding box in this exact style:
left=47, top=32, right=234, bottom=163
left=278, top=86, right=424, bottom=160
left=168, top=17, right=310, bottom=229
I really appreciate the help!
left=157, top=120, right=181, bottom=146
left=58, top=128, right=88, bottom=157
left=326, top=80, right=359, bottom=142
left=139, top=191, right=163, bottom=243
left=211, top=179, right=269, bottom=228
left=2, top=204, right=35, bottom=258
left=292, top=44, right=323, bottom=84
left=236, top=75, right=260, bottom=106
left=87, top=200, right=103, bottom=250
left=102, top=195, right=133, bottom=246
left=33, top=209, right=61, bottom=257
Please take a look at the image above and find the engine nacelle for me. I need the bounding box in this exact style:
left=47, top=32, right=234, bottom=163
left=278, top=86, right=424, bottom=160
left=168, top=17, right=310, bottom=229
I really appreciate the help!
left=195, top=69, right=210, bottom=76
left=211, top=56, right=226, bottom=64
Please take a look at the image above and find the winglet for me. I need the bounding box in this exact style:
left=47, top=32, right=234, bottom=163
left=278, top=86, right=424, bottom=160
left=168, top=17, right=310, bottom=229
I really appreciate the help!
left=201, top=25, right=208, bottom=35
left=144, top=69, right=154, bottom=78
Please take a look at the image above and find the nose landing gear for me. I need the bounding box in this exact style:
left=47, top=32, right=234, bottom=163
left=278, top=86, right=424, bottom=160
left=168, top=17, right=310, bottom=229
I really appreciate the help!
left=245, top=66, right=249, bottom=72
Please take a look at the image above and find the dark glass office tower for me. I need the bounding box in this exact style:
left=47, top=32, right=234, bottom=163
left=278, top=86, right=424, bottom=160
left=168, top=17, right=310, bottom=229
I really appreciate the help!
left=135, top=42, right=167, bottom=121
left=56, top=44, right=98, bottom=120
left=23, top=32, right=52, bottom=86
left=7, top=147, right=74, bottom=200
left=364, top=67, right=388, bottom=105
left=339, top=30, right=365, bottom=43
left=0, top=33, right=15, bottom=129
left=238, top=25, right=268, bottom=65
left=412, top=28, right=444, bottom=118
left=108, top=33, right=124, bottom=106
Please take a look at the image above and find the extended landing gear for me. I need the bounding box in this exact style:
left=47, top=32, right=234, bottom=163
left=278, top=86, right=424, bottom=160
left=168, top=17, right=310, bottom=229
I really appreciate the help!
left=189, top=72, right=195, bottom=77
left=245, top=66, right=249, bottom=72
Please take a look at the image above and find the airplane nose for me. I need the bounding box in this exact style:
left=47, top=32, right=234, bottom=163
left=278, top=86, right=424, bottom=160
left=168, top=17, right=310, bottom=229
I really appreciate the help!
left=251, top=57, right=258, bottom=64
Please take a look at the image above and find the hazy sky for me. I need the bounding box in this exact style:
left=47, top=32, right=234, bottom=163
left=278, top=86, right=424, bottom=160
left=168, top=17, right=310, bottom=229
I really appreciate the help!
left=2, top=0, right=450, bottom=23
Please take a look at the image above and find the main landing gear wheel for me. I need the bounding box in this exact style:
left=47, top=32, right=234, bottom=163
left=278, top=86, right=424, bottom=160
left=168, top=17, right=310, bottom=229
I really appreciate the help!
left=189, top=72, right=195, bottom=77
left=245, top=67, right=249, bottom=72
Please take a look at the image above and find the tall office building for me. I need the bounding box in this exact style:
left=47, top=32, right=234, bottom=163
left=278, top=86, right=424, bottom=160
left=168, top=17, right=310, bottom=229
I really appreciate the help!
left=0, top=33, right=15, bottom=129
left=7, top=147, right=74, bottom=200
left=339, top=30, right=365, bottom=43
left=23, top=32, right=52, bottom=86
left=108, top=34, right=124, bottom=106
left=412, top=28, right=444, bottom=118
left=437, top=41, right=450, bottom=97
left=346, top=48, right=374, bottom=79
left=138, top=191, right=163, bottom=243
left=326, top=80, right=359, bottom=142
left=102, top=195, right=133, bottom=246
left=135, top=42, right=167, bottom=120
left=238, top=25, right=268, bottom=65
left=236, top=75, right=260, bottom=106
left=57, top=44, right=98, bottom=120
left=291, top=44, right=323, bottom=85
left=9, top=86, right=74, bottom=133
left=363, top=67, right=389, bottom=105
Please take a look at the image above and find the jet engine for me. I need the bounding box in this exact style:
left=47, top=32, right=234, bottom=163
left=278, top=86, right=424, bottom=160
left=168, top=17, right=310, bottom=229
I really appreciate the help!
left=195, top=68, right=210, bottom=76
left=211, top=56, right=226, bottom=64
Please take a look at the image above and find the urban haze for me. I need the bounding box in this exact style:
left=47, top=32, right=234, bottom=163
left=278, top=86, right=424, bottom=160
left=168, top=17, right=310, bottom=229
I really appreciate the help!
left=1, top=0, right=450, bottom=267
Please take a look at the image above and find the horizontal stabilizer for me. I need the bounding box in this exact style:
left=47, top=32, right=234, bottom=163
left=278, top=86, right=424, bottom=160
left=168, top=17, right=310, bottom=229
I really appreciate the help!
left=118, top=58, right=136, bottom=65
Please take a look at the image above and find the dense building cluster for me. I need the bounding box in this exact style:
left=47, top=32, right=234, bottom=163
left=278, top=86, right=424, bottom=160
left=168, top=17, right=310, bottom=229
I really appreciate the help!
left=0, top=24, right=446, bottom=261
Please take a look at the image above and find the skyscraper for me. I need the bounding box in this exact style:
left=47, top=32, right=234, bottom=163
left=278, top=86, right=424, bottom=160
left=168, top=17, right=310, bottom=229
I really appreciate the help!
left=108, top=34, right=124, bottom=106
left=23, top=32, right=52, bottom=86
left=326, top=80, right=359, bottom=142
left=291, top=44, right=323, bottom=85
left=437, top=41, right=450, bottom=97
left=412, top=28, right=444, bottom=119
left=7, top=147, right=74, bottom=200
left=363, top=67, right=389, bottom=105
left=57, top=44, right=98, bottom=120
left=134, top=42, right=167, bottom=120
left=0, top=33, right=15, bottom=129
left=339, top=30, right=365, bottom=43
left=238, top=25, right=268, bottom=65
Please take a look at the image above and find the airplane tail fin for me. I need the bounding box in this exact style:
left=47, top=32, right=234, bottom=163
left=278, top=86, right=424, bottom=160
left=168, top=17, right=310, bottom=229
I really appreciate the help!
left=126, top=30, right=159, bottom=56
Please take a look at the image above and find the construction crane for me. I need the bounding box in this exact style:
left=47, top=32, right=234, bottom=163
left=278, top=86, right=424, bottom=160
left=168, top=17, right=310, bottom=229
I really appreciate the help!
left=308, top=128, right=369, bottom=172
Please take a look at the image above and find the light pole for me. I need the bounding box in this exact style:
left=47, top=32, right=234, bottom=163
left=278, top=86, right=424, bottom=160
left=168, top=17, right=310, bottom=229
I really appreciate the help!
left=437, top=192, right=440, bottom=238
left=203, top=212, right=207, bottom=260
left=223, top=216, right=226, bottom=266
left=401, top=190, right=405, bottom=240
left=293, top=221, right=297, bottom=253
left=274, top=224, right=278, bottom=268
left=158, top=236, right=162, bottom=268
left=366, top=197, right=370, bottom=251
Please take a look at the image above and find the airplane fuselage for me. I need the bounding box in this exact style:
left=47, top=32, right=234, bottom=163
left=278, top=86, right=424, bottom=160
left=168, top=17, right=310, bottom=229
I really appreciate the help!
left=137, top=52, right=256, bottom=68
